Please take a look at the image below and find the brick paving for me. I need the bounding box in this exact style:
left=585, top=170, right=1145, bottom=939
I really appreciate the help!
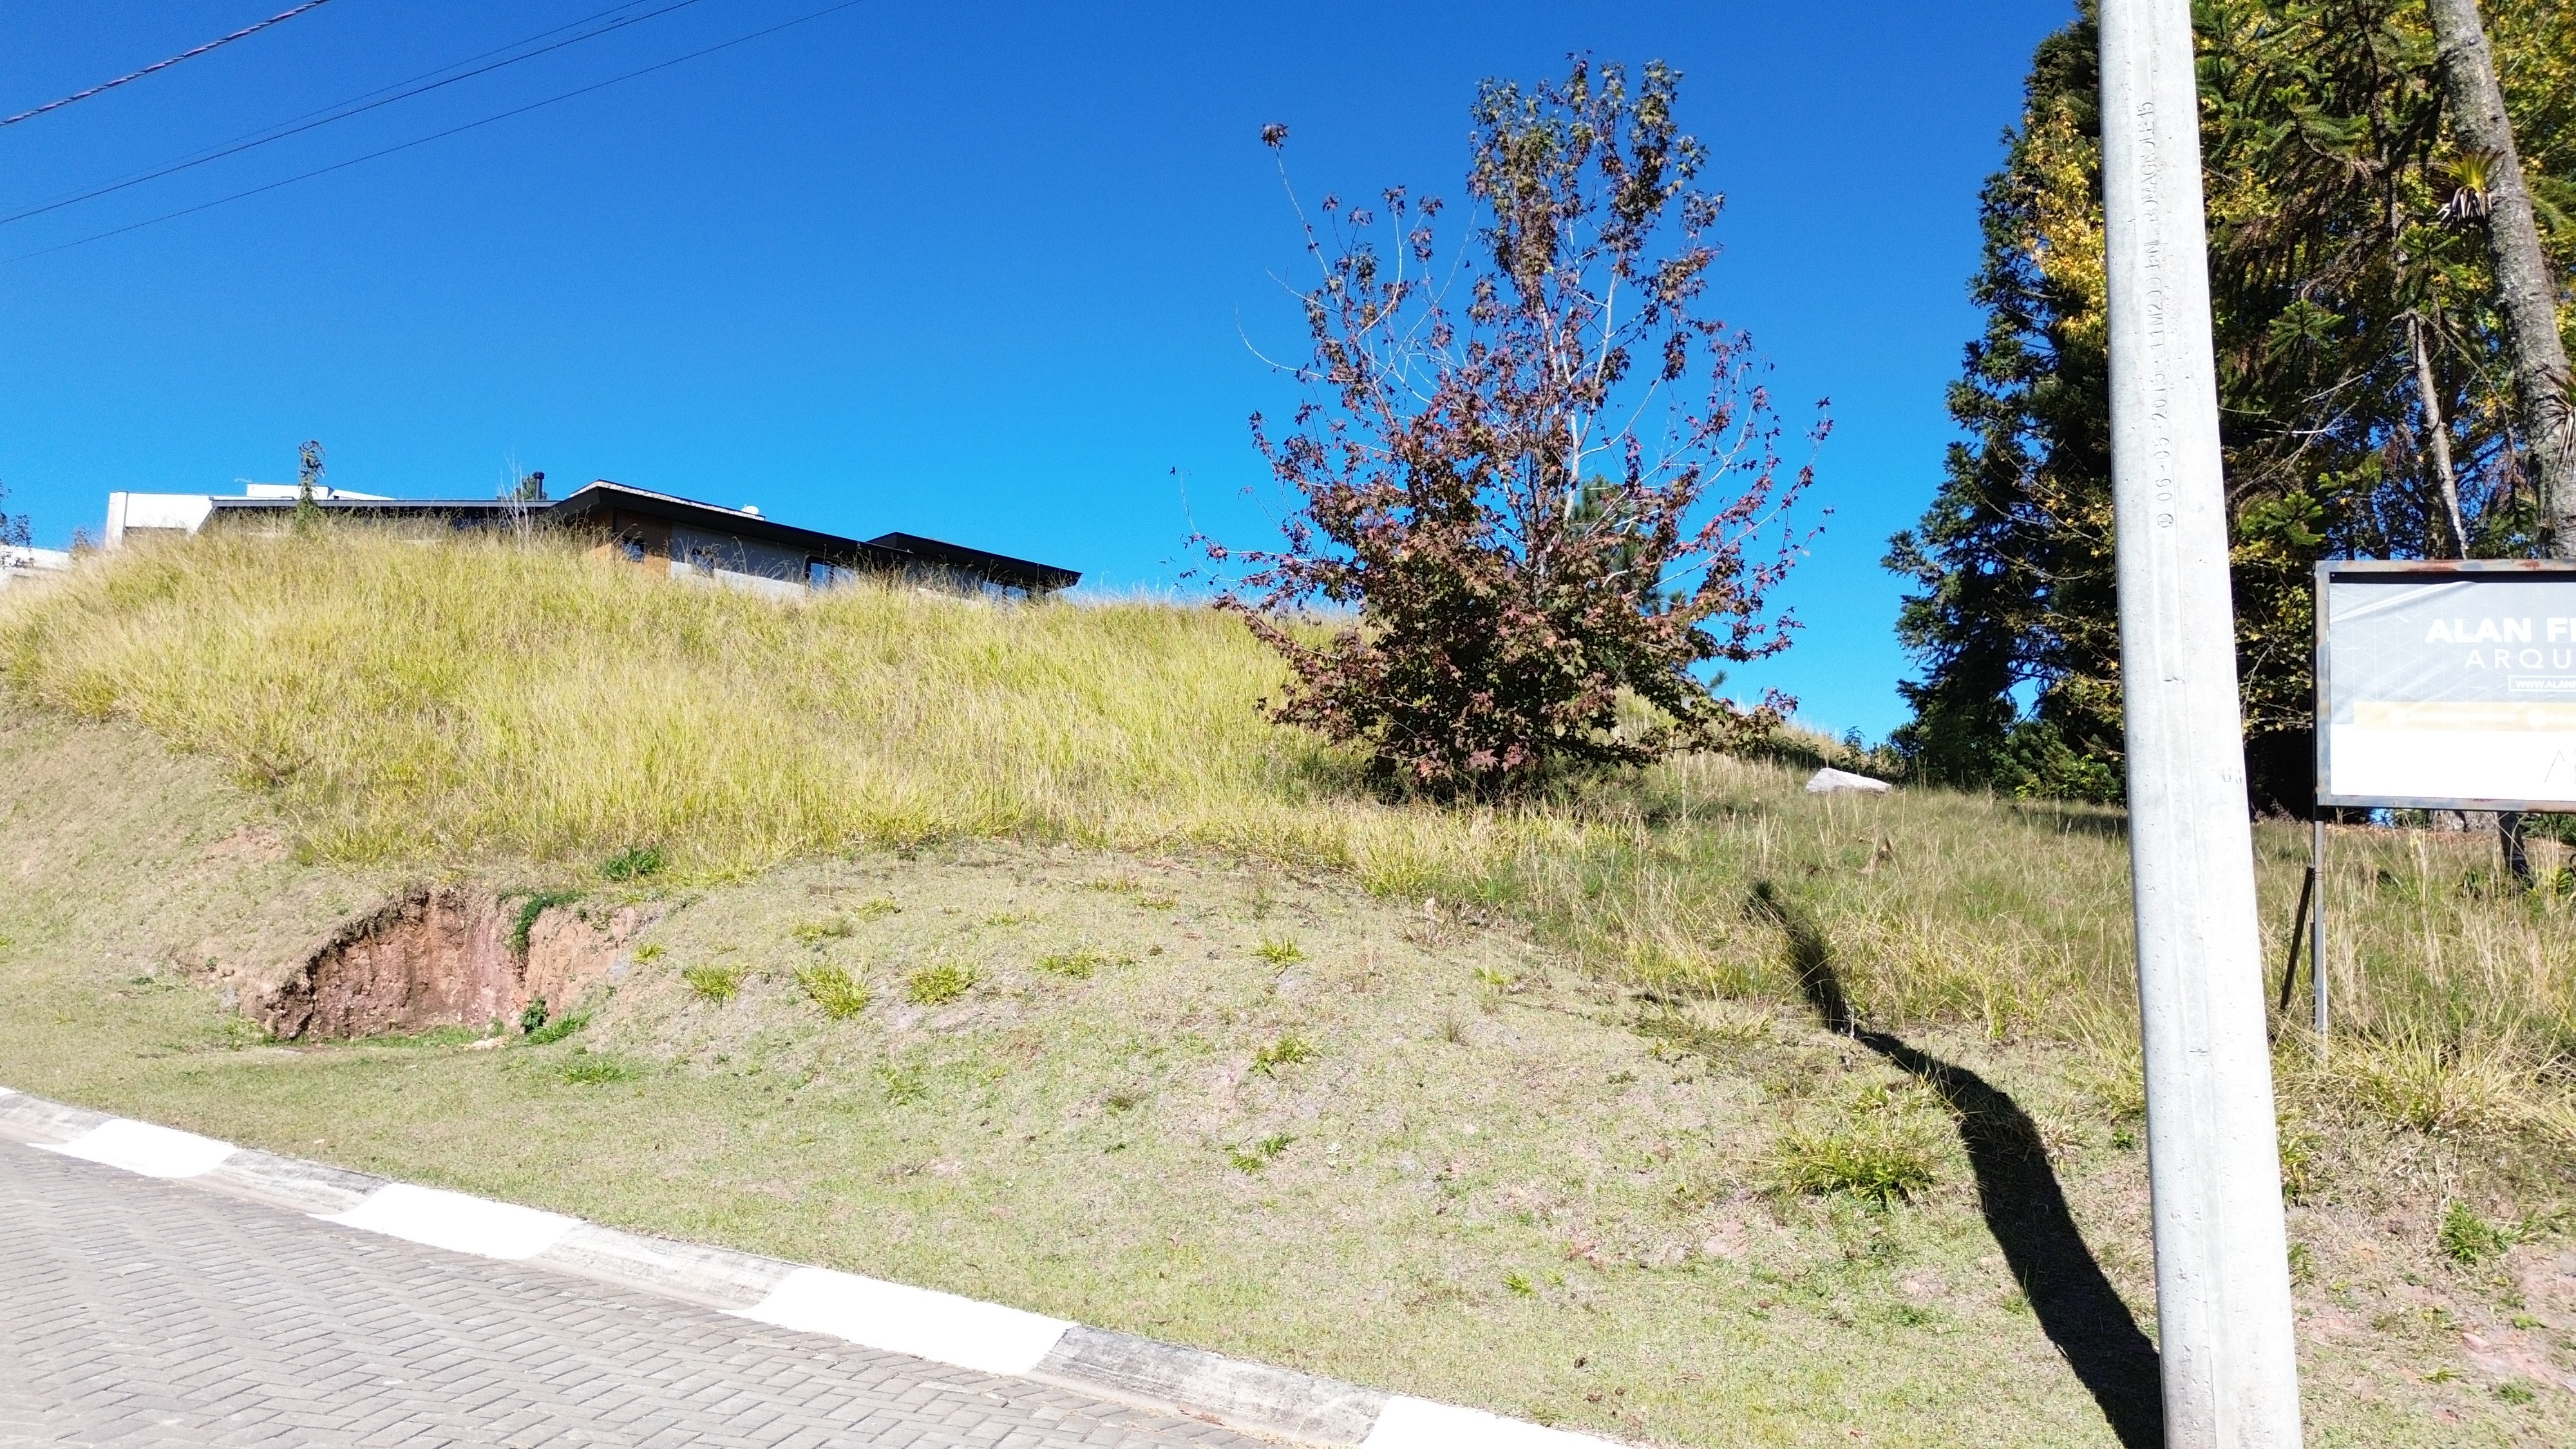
left=0, top=1144, right=1264, bottom=1448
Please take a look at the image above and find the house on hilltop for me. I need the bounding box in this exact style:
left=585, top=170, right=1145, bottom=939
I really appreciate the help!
left=102, top=479, right=1079, bottom=600
left=1, top=545, right=72, bottom=591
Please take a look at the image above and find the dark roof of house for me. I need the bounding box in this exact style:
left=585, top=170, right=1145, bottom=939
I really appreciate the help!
left=206, top=496, right=529, bottom=520
left=204, top=480, right=1081, bottom=594
left=866, top=531, right=1081, bottom=594
left=548, top=481, right=904, bottom=566
left=555, top=481, right=1079, bottom=593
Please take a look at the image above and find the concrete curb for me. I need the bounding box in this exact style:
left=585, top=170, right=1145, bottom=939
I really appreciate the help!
left=0, top=1086, right=1624, bottom=1449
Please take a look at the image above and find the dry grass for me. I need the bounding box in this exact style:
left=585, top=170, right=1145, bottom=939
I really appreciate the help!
left=5, top=676, right=2575, bottom=1442
left=4, top=529, right=2575, bottom=1155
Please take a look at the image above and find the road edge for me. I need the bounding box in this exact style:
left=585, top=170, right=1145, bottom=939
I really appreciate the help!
left=0, top=1085, right=1622, bottom=1449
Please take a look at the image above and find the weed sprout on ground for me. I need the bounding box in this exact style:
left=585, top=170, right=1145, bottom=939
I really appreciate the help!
left=876, top=1062, right=929, bottom=1105
left=600, top=845, right=666, bottom=881
left=558, top=1051, right=634, bottom=1084
left=795, top=961, right=871, bottom=1019
left=524, top=1008, right=588, bottom=1045
left=2438, top=1200, right=2510, bottom=1267
left=905, top=961, right=976, bottom=1005
left=1227, top=1134, right=1295, bottom=1171
left=1251, top=1033, right=1318, bottom=1074
left=681, top=962, right=745, bottom=1002
left=1772, top=1110, right=1939, bottom=1207
left=1037, top=947, right=1129, bottom=979
left=792, top=916, right=855, bottom=946
left=1253, top=937, right=1303, bottom=965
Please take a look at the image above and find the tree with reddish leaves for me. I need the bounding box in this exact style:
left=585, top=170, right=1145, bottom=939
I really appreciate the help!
left=1211, top=59, right=1827, bottom=799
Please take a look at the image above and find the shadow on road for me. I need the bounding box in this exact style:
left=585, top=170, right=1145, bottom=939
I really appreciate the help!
left=1748, top=882, right=2164, bottom=1449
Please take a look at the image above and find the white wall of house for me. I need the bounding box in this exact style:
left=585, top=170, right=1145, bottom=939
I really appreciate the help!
left=104, top=493, right=216, bottom=546
left=104, top=488, right=393, bottom=546
left=1, top=545, right=73, bottom=590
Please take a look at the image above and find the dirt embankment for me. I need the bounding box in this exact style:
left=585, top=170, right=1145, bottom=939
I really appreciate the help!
left=260, top=888, right=649, bottom=1039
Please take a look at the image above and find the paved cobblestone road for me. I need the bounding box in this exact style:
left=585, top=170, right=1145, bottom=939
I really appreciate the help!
left=0, top=1143, right=1265, bottom=1448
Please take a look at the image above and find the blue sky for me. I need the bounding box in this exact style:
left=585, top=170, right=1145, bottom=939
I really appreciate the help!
left=0, top=0, right=2070, bottom=738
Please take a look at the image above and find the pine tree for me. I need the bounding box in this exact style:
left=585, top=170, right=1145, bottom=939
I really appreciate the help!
left=1889, top=0, right=2574, bottom=809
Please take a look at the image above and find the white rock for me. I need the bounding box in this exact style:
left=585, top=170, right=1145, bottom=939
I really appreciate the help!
left=1804, top=767, right=1892, bottom=795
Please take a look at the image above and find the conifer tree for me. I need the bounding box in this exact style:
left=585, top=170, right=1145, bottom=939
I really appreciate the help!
left=1889, top=0, right=2574, bottom=809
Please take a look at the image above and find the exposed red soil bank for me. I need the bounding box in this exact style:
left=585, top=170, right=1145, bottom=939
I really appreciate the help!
left=261, top=888, right=645, bottom=1039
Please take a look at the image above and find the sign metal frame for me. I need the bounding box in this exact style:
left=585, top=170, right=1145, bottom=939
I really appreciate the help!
left=2314, top=557, right=2576, bottom=811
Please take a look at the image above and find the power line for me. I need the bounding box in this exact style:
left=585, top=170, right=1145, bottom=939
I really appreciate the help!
left=3, top=0, right=868, bottom=266
left=154, top=3, right=676, bottom=170
left=1, top=1, right=343, bottom=129
left=0, top=0, right=713, bottom=230
left=23, top=2, right=673, bottom=215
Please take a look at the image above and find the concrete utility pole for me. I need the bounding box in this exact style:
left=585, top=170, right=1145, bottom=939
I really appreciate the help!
left=2096, top=3, right=2306, bottom=1446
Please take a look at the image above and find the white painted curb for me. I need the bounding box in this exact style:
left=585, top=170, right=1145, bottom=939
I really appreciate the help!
left=738, top=1266, right=1074, bottom=1378
left=321, top=1182, right=580, bottom=1262
left=1364, top=1395, right=1627, bottom=1448
left=0, top=1087, right=1632, bottom=1448
left=38, top=1118, right=238, bottom=1179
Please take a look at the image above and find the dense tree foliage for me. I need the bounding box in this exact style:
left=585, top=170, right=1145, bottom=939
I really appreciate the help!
left=1889, top=0, right=2576, bottom=809
left=1217, top=60, right=1823, bottom=798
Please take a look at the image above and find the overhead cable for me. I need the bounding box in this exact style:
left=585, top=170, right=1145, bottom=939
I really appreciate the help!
left=171, top=2, right=677, bottom=164
left=5, top=0, right=868, bottom=265
left=0, top=0, right=713, bottom=229
left=1, top=1, right=343, bottom=129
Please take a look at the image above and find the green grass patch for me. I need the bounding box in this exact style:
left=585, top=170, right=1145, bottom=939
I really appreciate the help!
left=509, top=889, right=584, bottom=957
left=2438, top=1200, right=2510, bottom=1267
left=905, top=961, right=976, bottom=1005
left=1773, top=1118, right=1938, bottom=1206
left=876, top=1061, right=929, bottom=1105
left=791, top=916, right=855, bottom=945
left=524, top=1008, right=589, bottom=1046
left=1036, top=947, right=1126, bottom=979
left=557, top=1051, right=636, bottom=1084
left=795, top=961, right=871, bottom=1018
left=365, top=1024, right=488, bottom=1050
left=1251, top=1032, right=1318, bottom=1074
left=1227, top=1133, right=1294, bottom=1171
left=681, top=962, right=746, bottom=1003
left=600, top=844, right=666, bottom=880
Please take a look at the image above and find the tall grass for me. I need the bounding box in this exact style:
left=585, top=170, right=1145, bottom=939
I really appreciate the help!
left=5, top=529, right=2570, bottom=1146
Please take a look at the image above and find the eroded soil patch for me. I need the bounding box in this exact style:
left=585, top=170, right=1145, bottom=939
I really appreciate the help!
left=262, top=887, right=645, bottom=1039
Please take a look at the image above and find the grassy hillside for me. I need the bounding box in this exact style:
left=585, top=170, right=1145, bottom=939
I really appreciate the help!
left=3, top=531, right=2573, bottom=1443
left=6, top=531, right=2573, bottom=1130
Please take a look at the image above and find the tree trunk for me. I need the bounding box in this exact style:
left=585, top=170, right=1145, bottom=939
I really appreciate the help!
left=2409, top=313, right=2471, bottom=556
left=2427, top=0, right=2576, bottom=555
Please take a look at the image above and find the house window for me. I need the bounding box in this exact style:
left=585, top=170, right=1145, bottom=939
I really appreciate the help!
left=618, top=537, right=647, bottom=562
left=808, top=558, right=834, bottom=590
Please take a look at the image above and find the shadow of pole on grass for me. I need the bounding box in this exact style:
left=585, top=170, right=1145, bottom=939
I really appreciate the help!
left=1747, top=882, right=2165, bottom=1449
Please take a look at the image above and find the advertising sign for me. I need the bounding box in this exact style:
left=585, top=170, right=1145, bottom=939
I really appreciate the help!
left=2317, top=560, right=2576, bottom=810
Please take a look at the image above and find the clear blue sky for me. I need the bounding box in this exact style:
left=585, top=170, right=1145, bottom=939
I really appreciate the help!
left=0, top=0, right=2070, bottom=739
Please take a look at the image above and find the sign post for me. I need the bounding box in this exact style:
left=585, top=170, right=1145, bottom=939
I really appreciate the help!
left=2098, top=2, right=2306, bottom=1444
left=2312, top=558, right=2576, bottom=1035
left=2316, top=560, right=2576, bottom=809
